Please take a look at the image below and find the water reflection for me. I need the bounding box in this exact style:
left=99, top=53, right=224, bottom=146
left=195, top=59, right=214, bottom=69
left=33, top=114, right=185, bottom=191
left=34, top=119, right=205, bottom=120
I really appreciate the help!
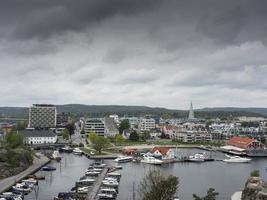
left=24, top=149, right=267, bottom=200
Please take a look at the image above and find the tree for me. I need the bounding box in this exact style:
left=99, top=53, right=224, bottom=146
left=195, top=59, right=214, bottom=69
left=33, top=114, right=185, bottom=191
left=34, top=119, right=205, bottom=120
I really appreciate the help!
left=62, top=129, right=70, bottom=140
left=115, top=134, right=126, bottom=145
left=140, top=131, right=151, bottom=141
left=5, top=132, right=24, bottom=149
left=93, top=136, right=109, bottom=154
left=66, top=122, right=75, bottom=135
left=139, top=170, right=179, bottom=200
left=119, top=119, right=130, bottom=134
left=250, top=170, right=260, bottom=177
left=193, top=188, right=219, bottom=200
left=16, top=120, right=28, bottom=131
left=129, top=130, right=139, bottom=141
left=88, top=131, right=97, bottom=144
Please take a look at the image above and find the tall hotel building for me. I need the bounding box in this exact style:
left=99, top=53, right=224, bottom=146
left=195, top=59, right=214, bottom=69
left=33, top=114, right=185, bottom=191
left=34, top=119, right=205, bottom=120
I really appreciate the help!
left=28, top=104, right=57, bottom=129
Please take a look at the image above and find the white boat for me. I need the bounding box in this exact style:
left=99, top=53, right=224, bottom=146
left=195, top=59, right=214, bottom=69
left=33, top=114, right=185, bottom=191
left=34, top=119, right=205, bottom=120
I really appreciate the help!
left=92, top=168, right=103, bottom=172
left=223, top=155, right=251, bottom=163
left=188, top=153, right=205, bottom=162
left=73, top=148, right=83, bottom=155
left=77, top=177, right=95, bottom=185
left=77, top=186, right=89, bottom=194
left=85, top=170, right=101, bottom=176
left=141, top=155, right=163, bottom=165
left=52, top=150, right=62, bottom=161
left=12, top=183, right=31, bottom=193
left=102, top=180, right=119, bottom=187
left=107, top=172, right=121, bottom=177
left=22, top=178, right=38, bottom=185
left=114, top=156, right=133, bottom=163
left=114, top=165, right=123, bottom=169
left=100, top=188, right=117, bottom=195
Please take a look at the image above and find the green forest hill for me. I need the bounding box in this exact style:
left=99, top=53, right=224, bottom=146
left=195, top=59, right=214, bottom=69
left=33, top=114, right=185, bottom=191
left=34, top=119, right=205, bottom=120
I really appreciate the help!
left=0, top=104, right=267, bottom=119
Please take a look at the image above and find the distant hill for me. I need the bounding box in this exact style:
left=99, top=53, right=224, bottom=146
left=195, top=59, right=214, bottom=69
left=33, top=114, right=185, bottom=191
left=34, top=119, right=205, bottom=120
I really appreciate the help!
left=0, top=104, right=266, bottom=119
left=200, top=107, right=267, bottom=117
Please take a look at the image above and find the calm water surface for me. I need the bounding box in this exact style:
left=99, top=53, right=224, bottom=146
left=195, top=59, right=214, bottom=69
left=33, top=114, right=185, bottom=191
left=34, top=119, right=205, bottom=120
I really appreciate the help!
left=24, top=149, right=267, bottom=200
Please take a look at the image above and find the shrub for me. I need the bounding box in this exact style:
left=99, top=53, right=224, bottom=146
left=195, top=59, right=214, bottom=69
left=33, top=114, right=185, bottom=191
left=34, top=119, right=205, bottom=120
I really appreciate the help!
left=250, top=170, right=260, bottom=177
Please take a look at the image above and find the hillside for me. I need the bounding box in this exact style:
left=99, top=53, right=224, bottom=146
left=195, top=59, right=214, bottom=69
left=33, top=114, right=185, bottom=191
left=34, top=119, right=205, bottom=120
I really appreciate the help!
left=0, top=104, right=266, bottom=119
left=200, top=107, right=267, bottom=117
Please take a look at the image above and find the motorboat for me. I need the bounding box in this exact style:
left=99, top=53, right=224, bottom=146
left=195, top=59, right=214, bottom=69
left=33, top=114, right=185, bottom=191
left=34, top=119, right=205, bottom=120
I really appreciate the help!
left=114, top=156, right=133, bottom=163
left=60, top=146, right=73, bottom=153
left=100, top=188, right=117, bottom=195
left=90, top=161, right=106, bottom=168
left=21, top=178, right=38, bottom=185
left=92, top=168, right=103, bottom=172
left=73, top=148, right=83, bottom=155
left=77, top=177, right=95, bottom=185
left=141, top=155, right=163, bottom=165
left=77, top=186, right=89, bottom=194
left=42, top=166, right=56, bottom=171
left=102, top=180, right=119, bottom=187
left=114, top=165, right=123, bottom=169
left=107, top=172, right=121, bottom=177
left=0, top=191, right=24, bottom=199
left=223, top=155, right=251, bottom=163
left=97, top=193, right=115, bottom=199
left=85, top=170, right=101, bottom=176
left=188, top=153, right=205, bottom=162
left=52, top=150, right=61, bottom=161
left=12, top=183, right=31, bottom=193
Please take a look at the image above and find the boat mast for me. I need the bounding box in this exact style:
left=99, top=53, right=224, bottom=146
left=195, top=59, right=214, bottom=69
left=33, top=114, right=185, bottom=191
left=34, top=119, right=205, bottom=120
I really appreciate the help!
left=132, top=181, right=136, bottom=200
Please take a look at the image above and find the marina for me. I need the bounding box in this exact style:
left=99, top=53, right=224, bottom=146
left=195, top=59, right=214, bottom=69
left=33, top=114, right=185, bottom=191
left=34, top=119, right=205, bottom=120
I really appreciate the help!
left=0, top=147, right=265, bottom=200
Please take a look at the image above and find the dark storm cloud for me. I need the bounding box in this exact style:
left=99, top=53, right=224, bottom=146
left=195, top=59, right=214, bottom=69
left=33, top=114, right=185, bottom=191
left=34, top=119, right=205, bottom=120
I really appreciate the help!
left=1, top=0, right=267, bottom=108
left=0, top=0, right=161, bottom=40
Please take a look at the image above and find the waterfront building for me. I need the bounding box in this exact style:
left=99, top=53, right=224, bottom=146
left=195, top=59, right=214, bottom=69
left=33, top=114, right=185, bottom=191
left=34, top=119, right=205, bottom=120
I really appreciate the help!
left=151, top=147, right=175, bottom=159
left=228, top=136, right=265, bottom=150
left=84, top=118, right=105, bottom=136
left=28, top=104, right=57, bottom=129
left=23, top=129, right=57, bottom=144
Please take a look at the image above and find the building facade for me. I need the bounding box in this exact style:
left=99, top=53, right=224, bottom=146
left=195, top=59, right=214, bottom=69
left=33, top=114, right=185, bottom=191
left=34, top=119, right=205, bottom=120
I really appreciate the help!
left=28, top=104, right=57, bottom=129
left=84, top=118, right=106, bottom=136
left=139, top=117, right=156, bottom=131
left=56, top=112, right=69, bottom=126
left=23, top=130, right=57, bottom=145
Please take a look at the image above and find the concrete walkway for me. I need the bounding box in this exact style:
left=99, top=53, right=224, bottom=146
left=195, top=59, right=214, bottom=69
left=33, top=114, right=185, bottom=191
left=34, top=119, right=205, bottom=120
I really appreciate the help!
left=231, top=191, right=242, bottom=200
left=0, top=155, right=50, bottom=193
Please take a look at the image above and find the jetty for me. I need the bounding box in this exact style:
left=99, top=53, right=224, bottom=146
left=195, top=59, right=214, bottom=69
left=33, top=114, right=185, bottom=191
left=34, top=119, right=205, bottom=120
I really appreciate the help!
left=0, top=154, right=50, bottom=193
left=86, top=168, right=109, bottom=200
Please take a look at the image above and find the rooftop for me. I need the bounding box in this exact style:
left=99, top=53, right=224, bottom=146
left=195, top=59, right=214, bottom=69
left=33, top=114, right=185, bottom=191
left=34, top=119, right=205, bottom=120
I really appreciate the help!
left=22, top=129, right=56, bottom=138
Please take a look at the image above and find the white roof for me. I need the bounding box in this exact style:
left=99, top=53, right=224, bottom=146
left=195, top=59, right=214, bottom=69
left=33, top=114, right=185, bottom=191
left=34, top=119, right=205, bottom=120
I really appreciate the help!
left=221, top=145, right=246, bottom=152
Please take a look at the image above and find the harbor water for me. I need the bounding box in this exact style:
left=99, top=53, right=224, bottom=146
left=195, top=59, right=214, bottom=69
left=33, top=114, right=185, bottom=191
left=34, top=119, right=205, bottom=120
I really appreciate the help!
left=24, top=149, right=267, bottom=200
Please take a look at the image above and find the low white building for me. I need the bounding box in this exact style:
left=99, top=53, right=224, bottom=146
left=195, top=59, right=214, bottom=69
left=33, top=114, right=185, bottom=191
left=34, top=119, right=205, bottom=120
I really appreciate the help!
left=23, top=130, right=57, bottom=145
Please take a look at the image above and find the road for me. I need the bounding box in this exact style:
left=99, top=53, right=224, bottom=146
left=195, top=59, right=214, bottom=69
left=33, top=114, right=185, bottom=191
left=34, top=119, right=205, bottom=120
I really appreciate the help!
left=0, top=155, right=50, bottom=193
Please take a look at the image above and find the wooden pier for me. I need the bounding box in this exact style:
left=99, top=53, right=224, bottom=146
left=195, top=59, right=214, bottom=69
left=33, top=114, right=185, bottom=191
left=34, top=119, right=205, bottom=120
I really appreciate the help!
left=86, top=168, right=108, bottom=200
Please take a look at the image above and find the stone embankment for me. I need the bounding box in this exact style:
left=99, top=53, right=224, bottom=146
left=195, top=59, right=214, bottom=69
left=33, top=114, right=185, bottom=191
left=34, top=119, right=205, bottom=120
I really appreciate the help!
left=241, top=176, right=267, bottom=200
left=0, top=154, right=50, bottom=193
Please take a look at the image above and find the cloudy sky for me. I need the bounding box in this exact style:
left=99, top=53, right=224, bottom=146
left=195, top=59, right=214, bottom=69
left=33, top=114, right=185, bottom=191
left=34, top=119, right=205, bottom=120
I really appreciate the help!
left=0, top=0, right=267, bottom=109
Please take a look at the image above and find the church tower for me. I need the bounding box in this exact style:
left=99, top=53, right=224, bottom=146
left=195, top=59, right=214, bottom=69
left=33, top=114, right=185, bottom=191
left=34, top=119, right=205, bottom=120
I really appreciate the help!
left=188, top=101, right=195, bottom=119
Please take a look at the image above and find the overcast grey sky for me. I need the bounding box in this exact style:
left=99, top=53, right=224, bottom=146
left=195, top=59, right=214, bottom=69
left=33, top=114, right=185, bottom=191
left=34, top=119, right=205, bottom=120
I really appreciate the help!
left=0, top=0, right=267, bottom=109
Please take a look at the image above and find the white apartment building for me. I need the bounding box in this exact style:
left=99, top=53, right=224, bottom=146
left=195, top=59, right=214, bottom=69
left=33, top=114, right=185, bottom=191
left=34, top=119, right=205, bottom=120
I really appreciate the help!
left=139, top=117, right=156, bottom=131
left=23, top=130, right=57, bottom=145
left=84, top=118, right=106, bottom=136
left=28, top=104, right=57, bottom=128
